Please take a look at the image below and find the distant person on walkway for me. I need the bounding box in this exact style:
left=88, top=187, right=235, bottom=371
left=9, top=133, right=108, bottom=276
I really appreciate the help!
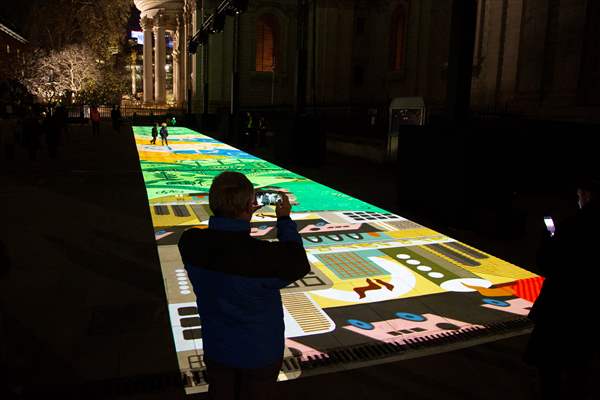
left=244, top=111, right=255, bottom=149
left=3, top=116, right=19, bottom=160
left=178, top=171, right=310, bottom=400
left=111, top=105, right=121, bottom=133
left=525, top=177, right=600, bottom=400
left=257, top=115, right=267, bottom=148
left=90, top=106, right=101, bottom=136
left=43, top=109, right=60, bottom=159
left=150, top=123, right=158, bottom=144
left=159, top=122, right=169, bottom=146
left=55, top=105, right=69, bottom=142
left=23, top=109, right=41, bottom=161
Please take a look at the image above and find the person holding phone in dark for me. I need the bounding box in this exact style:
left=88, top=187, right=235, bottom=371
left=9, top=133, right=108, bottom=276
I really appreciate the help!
left=178, top=171, right=310, bottom=400
left=525, top=177, right=600, bottom=400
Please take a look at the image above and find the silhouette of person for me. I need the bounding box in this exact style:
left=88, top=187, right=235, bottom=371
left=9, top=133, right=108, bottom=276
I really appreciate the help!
left=23, top=108, right=41, bottom=161
left=178, top=172, right=310, bottom=400
left=159, top=122, right=169, bottom=146
left=525, top=177, right=600, bottom=400
left=244, top=111, right=254, bottom=148
left=111, top=105, right=121, bottom=133
left=90, top=106, right=101, bottom=136
left=257, top=115, right=267, bottom=148
left=44, top=108, right=60, bottom=159
left=150, top=123, right=158, bottom=144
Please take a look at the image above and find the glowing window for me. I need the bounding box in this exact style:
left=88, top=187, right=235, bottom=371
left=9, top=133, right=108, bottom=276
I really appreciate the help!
left=6, top=44, right=10, bottom=54
left=391, top=5, right=407, bottom=71
left=256, top=14, right=278, bottom=72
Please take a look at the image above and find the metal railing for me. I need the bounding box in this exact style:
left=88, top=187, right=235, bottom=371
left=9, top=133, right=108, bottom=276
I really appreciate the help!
left=66, top=106, right=185, bottom=120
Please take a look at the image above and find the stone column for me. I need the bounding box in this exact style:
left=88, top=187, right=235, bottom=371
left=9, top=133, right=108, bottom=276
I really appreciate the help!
left=178, top=18, right=186, bottom=107
left=154, top=14, right=167, bottom=105
left=184, top=0, right=195, bottom=108
left=186, top=8, right=193, bottom=107
left=141, top=16, right=154, bottom=105
left=173, top=48, right=180, bottom=105
left=131, top=56, right=137, bottom=96
left=446, top=0, right=478, bottom=123
left=191, top=4, right=197, bottom=99
left=173, top=19, right=182, bottom=106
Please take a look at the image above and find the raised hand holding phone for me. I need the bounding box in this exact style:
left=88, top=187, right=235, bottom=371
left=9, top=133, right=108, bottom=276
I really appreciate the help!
left=276, top=193, right=291, bottom=218
left=255, top=190, right=282, bottom=207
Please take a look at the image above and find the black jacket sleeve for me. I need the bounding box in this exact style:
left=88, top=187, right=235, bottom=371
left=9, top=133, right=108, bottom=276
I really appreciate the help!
left=251, top=239, right=311, bottom=282
left=178, top=227, right=311, bottom=282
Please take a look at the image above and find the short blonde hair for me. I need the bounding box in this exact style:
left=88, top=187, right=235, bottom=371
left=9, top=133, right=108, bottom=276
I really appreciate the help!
left=209, top=171, right=254, bottom=217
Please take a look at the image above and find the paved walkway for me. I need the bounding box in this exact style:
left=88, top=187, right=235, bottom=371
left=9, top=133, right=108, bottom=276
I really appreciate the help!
left=0, top=121, right=569, bottom=399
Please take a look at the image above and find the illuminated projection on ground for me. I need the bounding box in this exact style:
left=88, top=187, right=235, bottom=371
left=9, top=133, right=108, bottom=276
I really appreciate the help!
left=132, top=126, right=542, bottom=394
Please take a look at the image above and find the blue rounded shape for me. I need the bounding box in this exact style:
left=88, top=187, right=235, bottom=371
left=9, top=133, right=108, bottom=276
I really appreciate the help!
left=395, top=312, right=426, bottom=322
left=316, top=221, right=326, bottom=226
left=259, top=225, right=268, bottom=230
left=347, top=319, right=374, bottom=330
left=482, top=298, right=510, bottom=307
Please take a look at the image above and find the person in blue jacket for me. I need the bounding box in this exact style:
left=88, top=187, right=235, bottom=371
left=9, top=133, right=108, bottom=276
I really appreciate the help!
left=178, top=171, right=310, bottom=400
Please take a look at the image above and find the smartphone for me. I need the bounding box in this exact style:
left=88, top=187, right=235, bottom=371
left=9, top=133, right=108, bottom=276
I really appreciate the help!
left=255, top=190, right=282, bottom=206
left=543, top=216, right=555, bottom=236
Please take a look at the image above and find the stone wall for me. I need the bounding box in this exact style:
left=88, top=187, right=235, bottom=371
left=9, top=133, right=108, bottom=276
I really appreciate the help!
left=472, top=0, right=598, bottom=119
left=196, top=0, right=599, bottom=123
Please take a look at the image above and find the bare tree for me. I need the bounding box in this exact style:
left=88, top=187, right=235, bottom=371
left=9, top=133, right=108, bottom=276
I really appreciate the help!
left=23, top=44, right=100, bottom=104
left=23, top=0, right=132, bottom=105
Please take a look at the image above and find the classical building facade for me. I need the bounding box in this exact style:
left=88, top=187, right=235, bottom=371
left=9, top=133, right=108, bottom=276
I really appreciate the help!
left=470, top=0, right=600, bottom=120
left=132, top=1, right=599, bottom=121
left=187, top=0, right=599, bottom=124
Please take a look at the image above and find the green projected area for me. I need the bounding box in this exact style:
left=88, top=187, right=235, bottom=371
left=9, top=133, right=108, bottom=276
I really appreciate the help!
left=135, top=126, right=383, bottom=213
left=132, top=126, right=542, bottom=395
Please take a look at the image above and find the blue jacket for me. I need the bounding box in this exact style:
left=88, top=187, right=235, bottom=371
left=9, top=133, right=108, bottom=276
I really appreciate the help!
left=178, top=216, right=310, bottom=368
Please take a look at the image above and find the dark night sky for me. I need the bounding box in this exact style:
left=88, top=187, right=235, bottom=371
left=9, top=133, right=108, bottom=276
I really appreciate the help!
left=1, top=2, right=140, bottom=37
left=0, top=2, right=32, bottom=34
left=128, top=6, right=141, bottom=31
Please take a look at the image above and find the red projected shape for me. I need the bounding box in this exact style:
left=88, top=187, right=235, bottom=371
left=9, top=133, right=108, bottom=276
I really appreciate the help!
left=509, top=276, right=545, bottom=302
left=354, top=278, right=382, bottom=299
left=374, top=279, right=394, bottom=291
